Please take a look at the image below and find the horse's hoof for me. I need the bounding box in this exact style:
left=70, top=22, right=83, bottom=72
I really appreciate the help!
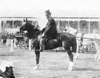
left=34, top=65, right=40, bottom=70
left=67, top=62, right=73, bottom=71
left=33, top=66, right=39, bottom=70
left=66, top=65, right=73, bottom=71
left=74, top=56, right=78, bottom=60
left=34, top=67, right=39, bottom=70
left=67, top=66, right=73, bottom=71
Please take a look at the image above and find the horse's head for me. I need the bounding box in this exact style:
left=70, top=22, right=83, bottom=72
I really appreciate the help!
left=20, top=22, right=40, bottom=39
left=20, top=22, right=32, bottom=33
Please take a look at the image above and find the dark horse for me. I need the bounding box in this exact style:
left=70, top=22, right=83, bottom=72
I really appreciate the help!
left=20, top=22, right=77, bottom=71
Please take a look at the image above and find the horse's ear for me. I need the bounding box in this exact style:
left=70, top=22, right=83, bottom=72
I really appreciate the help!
left=5, top=67, right=9, bottom=71
left=6, top=67, right=9, bottom=69
left=25, top=18, right=28, bottom=22
left=9, top=66, right=13, bottom=69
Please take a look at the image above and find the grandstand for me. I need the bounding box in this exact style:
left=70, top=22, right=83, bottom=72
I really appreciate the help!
left=0, top=17, right=100, bottom=34
left=0, top=17, right=37, bottom=33
left=54, top=17, right=100, bottom=33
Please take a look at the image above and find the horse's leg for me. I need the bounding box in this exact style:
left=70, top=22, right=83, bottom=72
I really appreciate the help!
left=94, top=41, right=100, bottom=60
left=34, top=49, right=40, bottom=70
left=94, top=41, right=98, bottom=60
left=74, top=40, right=80, bottom=60
left=67, top=50, right=73, bottom=71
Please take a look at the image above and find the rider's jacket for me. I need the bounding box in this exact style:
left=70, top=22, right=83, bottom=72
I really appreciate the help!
left=42, top=18, right=57, bottom=39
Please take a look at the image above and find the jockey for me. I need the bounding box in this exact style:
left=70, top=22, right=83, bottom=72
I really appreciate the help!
left=40, top=10, right=58, bottom=51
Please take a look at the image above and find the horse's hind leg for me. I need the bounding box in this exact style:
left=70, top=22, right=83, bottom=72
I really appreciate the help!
left=74, top=40, right=80, bottom=60
left=67, top=50, right=74, bottom=71
left=34, top=49, right=40, bottom=70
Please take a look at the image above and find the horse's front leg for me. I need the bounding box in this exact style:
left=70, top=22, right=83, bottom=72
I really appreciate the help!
left=67, top=50, right=74, bottom=71
left=34, top=49, right=40, bottom=70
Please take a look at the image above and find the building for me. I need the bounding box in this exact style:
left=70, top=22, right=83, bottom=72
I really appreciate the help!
left=0, top=17, right=38, bottom=33
left=0, top=17, right=100, bottom=34
left=54, top=17, right=100, bottom=33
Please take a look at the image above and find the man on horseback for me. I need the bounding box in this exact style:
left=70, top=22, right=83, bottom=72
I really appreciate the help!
left=40, top=10, right=58, bottom=51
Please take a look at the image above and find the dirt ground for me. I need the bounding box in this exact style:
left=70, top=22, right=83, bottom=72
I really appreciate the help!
left=0, top=44, right=100, bottom=78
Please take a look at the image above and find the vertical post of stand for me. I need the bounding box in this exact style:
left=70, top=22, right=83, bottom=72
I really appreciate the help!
left=0, top=21, right=1, bottom=33
left=6, top=39, right=10, bottom=46
left=57, top=20, right=60, bottom=33
left=78, top=20, right=80, bottom=32
left=10, top=39, right=14, bottom=52
left=13, top=38, right=17, bottom=48
left=29, top=39, right=31, bottom=50
left=88, top=20, right=90, bottom=33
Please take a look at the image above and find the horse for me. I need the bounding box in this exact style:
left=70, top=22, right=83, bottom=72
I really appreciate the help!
left=20, top=22, right=77, bottom=71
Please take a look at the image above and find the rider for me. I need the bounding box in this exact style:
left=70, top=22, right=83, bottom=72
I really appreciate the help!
left=40, top=10, right=58, bottom=51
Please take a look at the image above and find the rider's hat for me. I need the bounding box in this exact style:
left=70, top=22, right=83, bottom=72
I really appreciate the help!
left=45, top=10, right=51, bottom=15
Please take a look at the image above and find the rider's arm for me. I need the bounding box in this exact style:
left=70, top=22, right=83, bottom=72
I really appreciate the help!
left=43, top=19, right=52, bottom=34
left=43, top=24, right=51, bottom=34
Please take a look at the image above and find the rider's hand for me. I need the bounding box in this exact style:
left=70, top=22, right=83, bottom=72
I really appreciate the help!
left=38, top=33, right=44, bottom=40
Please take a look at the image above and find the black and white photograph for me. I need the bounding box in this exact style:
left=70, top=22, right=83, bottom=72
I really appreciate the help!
left=0, top=0, right=100, bottom=78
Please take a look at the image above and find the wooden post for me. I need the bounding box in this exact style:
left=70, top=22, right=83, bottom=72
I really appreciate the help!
left=68, top=21, right=69, bottom=30
left=29, top=39, right=32, bottom=50
left=77, top=20, right=80, bottom=32
left=6, top=39, right=10, bottom=46
left=14, top=38, right=17, bottom=48
left=88, top=21, right=90, bottom=33
left=0, top=20, right=1, bottom=33
left=99, top=21, right=100, bottom=29
left=57, top=20, right=60, bottom=33
left=10, top=39, right=14, bottom=52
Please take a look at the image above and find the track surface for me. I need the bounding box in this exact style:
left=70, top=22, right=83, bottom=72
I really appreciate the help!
left=0, top=44, right=100, bottom=78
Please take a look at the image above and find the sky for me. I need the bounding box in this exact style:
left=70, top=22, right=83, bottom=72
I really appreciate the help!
left=0, top=0, right=100, bottom=17
left=0, top=0, right=100, bottom=27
